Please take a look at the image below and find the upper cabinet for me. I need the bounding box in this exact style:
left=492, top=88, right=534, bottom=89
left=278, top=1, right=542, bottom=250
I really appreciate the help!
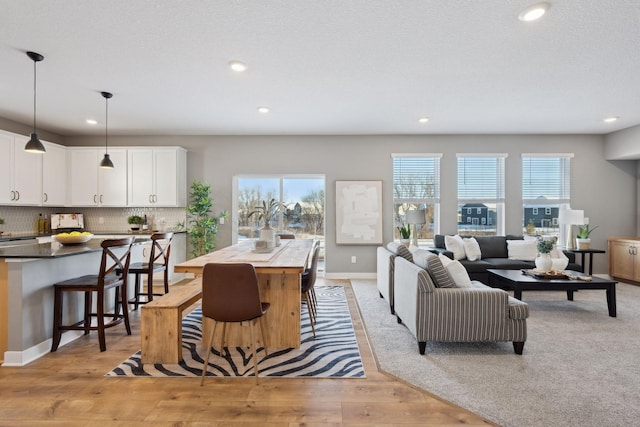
left=127, top=147, right=187, bottom=207
left=69, top=148, right=128, bottom=206
left=0, top=130, right=42, bottom=206
left=42, top=141, right=67, bottom=206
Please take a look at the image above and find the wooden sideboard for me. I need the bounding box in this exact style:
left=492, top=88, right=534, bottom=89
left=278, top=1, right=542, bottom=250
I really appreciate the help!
left=608, top=237, right=640, bottom=284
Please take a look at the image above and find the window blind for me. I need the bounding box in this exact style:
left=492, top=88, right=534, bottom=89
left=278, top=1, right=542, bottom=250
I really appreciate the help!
left=457, top=155, right=505, bottom=202
left=392, top=155, right=440, bottom=203
left=522, top=155, right=571, bottom=202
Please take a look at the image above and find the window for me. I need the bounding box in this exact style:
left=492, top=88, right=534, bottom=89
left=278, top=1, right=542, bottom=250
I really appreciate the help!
left=456, top=154, right=506, bottom=236
left=235, top=175, right=325, bottom=243
left=392, top=154, right=441, bottom=243
left=522, top=154, right=572, bottom=236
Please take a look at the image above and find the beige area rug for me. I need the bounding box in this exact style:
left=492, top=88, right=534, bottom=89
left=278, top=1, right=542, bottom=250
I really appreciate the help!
left=351, top=278, right=640, bottom=427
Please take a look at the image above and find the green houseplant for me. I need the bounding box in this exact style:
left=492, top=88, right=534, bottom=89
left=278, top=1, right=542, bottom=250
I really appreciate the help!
left=397, top=223, right=411, bottom=242
left=248, top=198, right=285, bottom=229
left=186, top=181, right=228, bottom=258
left=535, top=236, right=557, bottom=271
left=127, top=215, right=143, bottom=230
left=576, top=224, right=598, bottom=249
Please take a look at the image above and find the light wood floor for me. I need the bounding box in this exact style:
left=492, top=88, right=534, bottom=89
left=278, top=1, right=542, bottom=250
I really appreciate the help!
left=0, top=279, right=494, bottom=426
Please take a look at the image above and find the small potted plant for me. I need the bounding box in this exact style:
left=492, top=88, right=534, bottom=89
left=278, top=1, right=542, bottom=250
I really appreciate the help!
left=576, top=224, right=598, bottom=250
left=535, top=236, right=557, bottom=271
left=127, top=215, right=143, bottom=231
left=397, top=223, right=411, bottom=246
left=248, top=198, right=286, bottom=246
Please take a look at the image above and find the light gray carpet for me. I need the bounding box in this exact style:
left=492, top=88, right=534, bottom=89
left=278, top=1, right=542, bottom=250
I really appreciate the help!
left=351, top=278, right=640, bottom=427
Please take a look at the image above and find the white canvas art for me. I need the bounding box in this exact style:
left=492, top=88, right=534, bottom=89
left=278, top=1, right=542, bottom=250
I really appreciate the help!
left=335, top=180, right=383, bottom=245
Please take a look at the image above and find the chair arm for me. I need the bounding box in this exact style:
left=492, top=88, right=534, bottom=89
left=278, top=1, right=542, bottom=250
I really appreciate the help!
left=427, top=246, right=454, bottom=259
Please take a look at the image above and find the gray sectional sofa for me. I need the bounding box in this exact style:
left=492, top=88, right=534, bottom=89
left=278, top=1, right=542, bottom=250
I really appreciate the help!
left=429, top=234, right=582, bottom=284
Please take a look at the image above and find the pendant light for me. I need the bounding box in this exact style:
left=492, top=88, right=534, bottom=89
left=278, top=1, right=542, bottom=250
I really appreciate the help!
left=24, top=51, right=46, bottom=153
left=99, top=91, right=114, bottom=169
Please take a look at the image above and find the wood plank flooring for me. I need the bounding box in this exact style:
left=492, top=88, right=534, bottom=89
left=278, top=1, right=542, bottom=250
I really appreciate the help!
left=0, top=279, right=494, bottom=426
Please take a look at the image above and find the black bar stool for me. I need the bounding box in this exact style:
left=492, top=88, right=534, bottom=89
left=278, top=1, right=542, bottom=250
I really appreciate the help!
left=128, top=232, right=173, bottom=310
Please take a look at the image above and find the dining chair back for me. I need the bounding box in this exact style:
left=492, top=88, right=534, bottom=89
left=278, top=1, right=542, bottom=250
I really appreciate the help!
left=51, top=237, right=134, bottom=352
left=301, top=241, right=321, bottom=337
left=128, top=232, right=173, bottom=309
left=200, top=262, right=270, bottom=385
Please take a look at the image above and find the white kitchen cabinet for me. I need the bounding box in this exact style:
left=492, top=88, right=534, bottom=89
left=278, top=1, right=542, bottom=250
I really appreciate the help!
left=0, top=130, right=42, bottom=206
left=127, top=147, right=186, bottom=207
left=69, top=148, right=127, bottom=206
left=42, top=141, right=67, bottom=206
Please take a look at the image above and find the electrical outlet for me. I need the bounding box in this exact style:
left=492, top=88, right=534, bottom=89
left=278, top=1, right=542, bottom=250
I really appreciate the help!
left=351, top=256, right=357, bottom=264
left=220, top=216, right=225, bottom=225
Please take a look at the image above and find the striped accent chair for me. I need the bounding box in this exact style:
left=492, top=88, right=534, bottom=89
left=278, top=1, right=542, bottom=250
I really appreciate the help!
left=376, top=243, right=413, bottom=314
left=393, top=256, right=529, bottom=355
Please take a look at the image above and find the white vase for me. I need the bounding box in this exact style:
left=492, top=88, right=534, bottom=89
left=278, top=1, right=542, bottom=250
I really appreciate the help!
left=575, top=238, right=591, bottom=250
left=259, top=226, right=275, bottom=248
left=535, top=253, right=553, bottom=271
left=400, top=239, right=411, bottom=247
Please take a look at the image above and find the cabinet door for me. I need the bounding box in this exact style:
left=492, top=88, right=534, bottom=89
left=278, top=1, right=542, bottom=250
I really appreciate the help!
left=98, top=149, right=128, bottom=206
left=12, top=140, right=43, bottom=205
left=154, top=149, right=179, bottom=206
left=42, top=141, right=67, bottom=206
left=69, top=149, right=99, bottom=206
left=609, top=240, right=635, bottom=281
left=127, top=149, right=154, bottom=206
left=0, top=132, right=13, bottom=204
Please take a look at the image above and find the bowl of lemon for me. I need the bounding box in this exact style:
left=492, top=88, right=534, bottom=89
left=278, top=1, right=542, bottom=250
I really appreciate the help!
left=54, top=231, right=93, bottom=245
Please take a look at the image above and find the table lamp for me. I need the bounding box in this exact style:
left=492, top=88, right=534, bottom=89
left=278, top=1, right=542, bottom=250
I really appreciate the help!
left=405, top=209, right=426, bottom=247
left=558, top=209, right=584, bottom=250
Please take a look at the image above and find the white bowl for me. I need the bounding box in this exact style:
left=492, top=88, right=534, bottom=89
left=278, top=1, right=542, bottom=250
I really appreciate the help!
left=54, top=233, right=93, bottom=245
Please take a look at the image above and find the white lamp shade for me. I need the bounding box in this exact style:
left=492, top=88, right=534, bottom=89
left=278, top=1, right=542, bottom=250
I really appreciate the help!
left=559, top=209, right=584, bottom=225
left=405, top=209, right=426, bottom=224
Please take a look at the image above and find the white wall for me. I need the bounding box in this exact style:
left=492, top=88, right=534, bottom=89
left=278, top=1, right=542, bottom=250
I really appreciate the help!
left=65, top=134, right=638, bottom=275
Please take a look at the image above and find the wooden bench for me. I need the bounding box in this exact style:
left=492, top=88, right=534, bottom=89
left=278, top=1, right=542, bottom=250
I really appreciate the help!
left=140, top=277, right=202, bottom=364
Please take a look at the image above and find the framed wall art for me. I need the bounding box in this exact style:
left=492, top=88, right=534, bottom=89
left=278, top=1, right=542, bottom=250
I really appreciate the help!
left=335, top=180, right=383, bottom=245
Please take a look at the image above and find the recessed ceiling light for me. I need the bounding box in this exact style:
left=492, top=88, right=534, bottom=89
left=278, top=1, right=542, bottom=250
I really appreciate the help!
left=518, top=2, right=551, bottom=22
left=257, top=106, right=270, bottom=114
left=603, top=116, right=618, bottom=123
left=229, top=60, right=247, bottom=72
left=418, top=117, right=429, bottom=123
left=86, top=119, right=98, bottom=125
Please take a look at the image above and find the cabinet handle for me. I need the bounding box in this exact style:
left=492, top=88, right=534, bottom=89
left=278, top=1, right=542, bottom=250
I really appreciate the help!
left=100, top=194, right=104, bottom=204
left=15, top=190, right=19, bottom=201
left=94, top=194, right=98, bottom=204
left=149, top=194, right=153, bottom=204
left=43, top=193, right=48, bottom=203
left=10, top=190, right=15, bottom=201
left=153, top=194, right=157, bottom=203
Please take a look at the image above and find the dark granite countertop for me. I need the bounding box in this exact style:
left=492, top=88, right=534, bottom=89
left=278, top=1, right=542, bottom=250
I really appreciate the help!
left=0, top=237, right=151, bottom=259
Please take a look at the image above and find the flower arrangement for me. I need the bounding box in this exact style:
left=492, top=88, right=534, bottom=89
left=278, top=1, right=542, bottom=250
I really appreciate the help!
left=536, top=236, right=557, bottom=254
left=248, top=198, right=286, bottom=228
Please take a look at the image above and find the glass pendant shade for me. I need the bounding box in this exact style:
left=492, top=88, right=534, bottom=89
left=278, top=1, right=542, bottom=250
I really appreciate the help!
left=25, top=51, right=46, bottom=153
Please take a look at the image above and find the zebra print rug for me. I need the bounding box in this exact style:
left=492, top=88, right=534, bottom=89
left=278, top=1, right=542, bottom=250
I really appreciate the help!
left=106, top=285, right=365, bottom=378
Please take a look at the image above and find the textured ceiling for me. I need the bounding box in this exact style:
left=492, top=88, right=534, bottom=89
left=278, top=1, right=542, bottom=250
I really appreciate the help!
left=0, top=0, right=639, bottom=136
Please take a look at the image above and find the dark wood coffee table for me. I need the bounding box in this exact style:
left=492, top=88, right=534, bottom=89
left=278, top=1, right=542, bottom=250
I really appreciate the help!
left=487, top=269, right=617, bottom=317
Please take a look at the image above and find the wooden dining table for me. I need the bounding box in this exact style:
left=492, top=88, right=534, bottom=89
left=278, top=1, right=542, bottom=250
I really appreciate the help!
left=173, top=238, right=313, bottom=349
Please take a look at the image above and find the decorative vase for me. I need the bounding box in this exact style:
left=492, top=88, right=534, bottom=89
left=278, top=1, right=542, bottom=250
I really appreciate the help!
left=400, top=239, right=411, bottom=247
left=535, top=253, right=553, bottom=271
left=575, top=238, right=591, bottom=250
left=259, top=224, right=276, bottom=248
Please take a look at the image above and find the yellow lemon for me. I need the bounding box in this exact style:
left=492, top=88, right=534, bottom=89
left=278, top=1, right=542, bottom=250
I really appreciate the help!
left=57, top=233, right=69, bottom=237
left=81, top=232, right=91, bottom=236
left=70, top=231, right=81, bottom=236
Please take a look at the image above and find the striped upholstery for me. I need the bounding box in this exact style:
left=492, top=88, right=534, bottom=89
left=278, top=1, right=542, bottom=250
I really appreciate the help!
left=387, top=242, right=413, bottom=262
left=414, top=251, right=455, bottom=288
left=393, top=257, right=528, bottom=354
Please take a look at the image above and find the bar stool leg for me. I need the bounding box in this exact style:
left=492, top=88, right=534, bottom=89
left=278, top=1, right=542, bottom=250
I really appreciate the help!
left=84, top=291, right=92, bottom=335
left=51, top=288, right=63, bottom=352
left=96, top=290, right=106, bottom=352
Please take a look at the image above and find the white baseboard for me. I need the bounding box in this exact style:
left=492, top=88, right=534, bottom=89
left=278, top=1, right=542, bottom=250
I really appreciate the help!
left=324, top=272, right=376, bottom=280
left=2, top=331, right=84, bottom=367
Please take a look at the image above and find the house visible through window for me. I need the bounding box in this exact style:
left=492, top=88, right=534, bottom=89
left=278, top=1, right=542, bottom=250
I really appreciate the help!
left=457, top=154, right=506, bottom=236
left=392, top=154, right=441, bottom=243
left=522, top=154, right=572, bottom=236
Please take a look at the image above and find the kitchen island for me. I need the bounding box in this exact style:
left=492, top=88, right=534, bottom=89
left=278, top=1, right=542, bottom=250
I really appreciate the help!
left=0, top=237, right=151, bottom=366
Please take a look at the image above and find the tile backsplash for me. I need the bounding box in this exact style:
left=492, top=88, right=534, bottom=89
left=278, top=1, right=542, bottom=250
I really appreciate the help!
left=0, top=206, right=186, bottom=237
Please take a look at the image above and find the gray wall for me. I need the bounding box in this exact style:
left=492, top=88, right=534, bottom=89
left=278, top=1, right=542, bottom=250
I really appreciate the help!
left=65, top=134, right=638, bottom=276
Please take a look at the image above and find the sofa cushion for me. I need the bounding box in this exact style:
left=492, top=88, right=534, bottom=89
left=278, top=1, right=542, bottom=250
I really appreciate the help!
left=445, top=235, right=466, bottom=260
left=439, top=254, right=473, bottom=288
left=474, top=236, right=508, bottom=258
left=507, top=239, right=537, bottom=261
left=463, top=237, right=482, bottom=261
left=419, top=252, right=455, bottom=288
left=458, top=259, right=495, bottom=273
left=483, top=258, right=535, bottom=270
left=387, top=242, right=413, bottom=263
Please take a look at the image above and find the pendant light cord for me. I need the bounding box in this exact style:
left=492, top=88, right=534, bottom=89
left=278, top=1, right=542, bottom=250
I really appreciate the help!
left=33, top=60, right=37, bottom=132
left=104, top=95, right=109, bottom=154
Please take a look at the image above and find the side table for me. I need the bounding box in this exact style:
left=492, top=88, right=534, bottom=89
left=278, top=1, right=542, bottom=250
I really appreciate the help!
left=569, top=248, right=606, bottom=275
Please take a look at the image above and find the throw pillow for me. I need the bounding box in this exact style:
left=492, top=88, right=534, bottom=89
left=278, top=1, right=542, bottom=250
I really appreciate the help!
left=423, top=252, right=455, bottom=288
left=463, top=237, right=482, bottom=261
left=439, top=255, right=473, bottom=288
left=444, top=235, right=466, bottom=260
left=507, top=239, right=537, bottom=261
left=387, top=242, right=413, bottom=263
